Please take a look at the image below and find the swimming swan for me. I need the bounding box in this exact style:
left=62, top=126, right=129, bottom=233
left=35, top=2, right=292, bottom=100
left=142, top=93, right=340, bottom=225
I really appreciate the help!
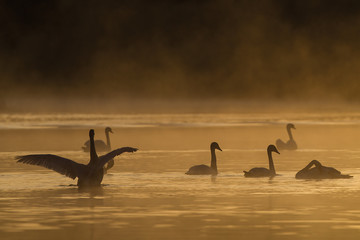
left=82, top=127, right=113, bottom=152
left=244, top=145, right=280, bottom=177
left=17, top=129, right=137, bottom=188
left=186, top=142, right=222, bottom=175
left=295, top=160, right=352, bottom=179
left=276, top=123, right=297, bottom=150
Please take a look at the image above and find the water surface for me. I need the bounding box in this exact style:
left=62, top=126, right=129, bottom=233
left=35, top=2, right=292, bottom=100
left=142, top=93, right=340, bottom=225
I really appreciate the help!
left=1, top=113, right=360, bottom=239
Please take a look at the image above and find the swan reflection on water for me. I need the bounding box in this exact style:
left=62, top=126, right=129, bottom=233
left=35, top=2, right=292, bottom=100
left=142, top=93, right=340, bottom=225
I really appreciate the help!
left=16, top=129, right=137, bottom=189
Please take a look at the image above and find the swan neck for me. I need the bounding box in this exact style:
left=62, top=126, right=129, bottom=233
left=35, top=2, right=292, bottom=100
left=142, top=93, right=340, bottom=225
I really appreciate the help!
left=287, top=127, right=294, bottom=140
left=210, top=148, right=217, bottom=172
left=89, top=134, right=98, bottom=165
left=105, top=130, right=111, bottom=149
left=267, top=150, right=276, bottom=174
left=304, top=160, right=322, bottom=171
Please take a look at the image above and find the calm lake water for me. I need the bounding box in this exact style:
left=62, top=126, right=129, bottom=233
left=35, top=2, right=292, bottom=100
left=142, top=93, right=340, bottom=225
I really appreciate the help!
left=1, top=112, right=360, bottom=239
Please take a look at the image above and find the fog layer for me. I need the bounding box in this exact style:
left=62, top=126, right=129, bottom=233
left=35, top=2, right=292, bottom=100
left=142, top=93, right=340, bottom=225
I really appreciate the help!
left=1, top=0, right=360, bottom=100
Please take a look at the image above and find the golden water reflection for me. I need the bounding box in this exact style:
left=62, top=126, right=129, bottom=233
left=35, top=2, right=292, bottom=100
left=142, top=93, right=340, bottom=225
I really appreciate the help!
left=1, top=114, right=360, bottom=239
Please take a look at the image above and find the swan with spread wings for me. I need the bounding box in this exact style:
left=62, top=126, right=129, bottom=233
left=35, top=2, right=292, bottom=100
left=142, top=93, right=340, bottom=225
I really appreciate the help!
left=16, top=129, right=137, bottom=188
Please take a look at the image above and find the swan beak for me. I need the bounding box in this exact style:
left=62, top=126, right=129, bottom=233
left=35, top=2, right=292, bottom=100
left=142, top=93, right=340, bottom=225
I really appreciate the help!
left=275, top=149, right=280, bottom=154
left=110, top=129, right=114, bottom=133
left=217, top=147, right=223, bottom=151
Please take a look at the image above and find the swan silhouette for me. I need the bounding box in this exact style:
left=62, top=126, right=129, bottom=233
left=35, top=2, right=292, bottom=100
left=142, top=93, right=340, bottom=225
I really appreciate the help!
left=83, top=127, right=113, bottom=152
left=296, top=160, right=352, bottom=179
left=82, top=127, right=114, bottom=173
left=16, top=129, right=137, bottom=188
left=244, top=145, right=280, bottom=177
left=186, top=142, right=222, bottom=175
left=276, top=123, right=297, bottom=150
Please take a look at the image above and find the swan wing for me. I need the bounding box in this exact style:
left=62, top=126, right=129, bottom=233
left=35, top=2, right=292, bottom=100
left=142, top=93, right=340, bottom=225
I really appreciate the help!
left=99, top=147, right=138, bottom=167
left=16, top=154, right=84, bottom=179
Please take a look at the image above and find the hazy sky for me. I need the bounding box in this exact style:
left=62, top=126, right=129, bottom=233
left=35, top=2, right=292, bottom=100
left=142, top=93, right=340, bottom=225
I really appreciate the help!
left=1, top=0, right=360, bottom=100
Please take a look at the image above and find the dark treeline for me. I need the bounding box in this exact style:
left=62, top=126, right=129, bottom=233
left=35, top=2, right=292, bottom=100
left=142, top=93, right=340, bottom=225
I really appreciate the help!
left=1, top=0, right=360, bottom=100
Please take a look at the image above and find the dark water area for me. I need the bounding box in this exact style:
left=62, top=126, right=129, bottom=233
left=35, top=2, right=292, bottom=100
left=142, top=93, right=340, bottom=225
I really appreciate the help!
left=1, top=112, right=360, bottom=239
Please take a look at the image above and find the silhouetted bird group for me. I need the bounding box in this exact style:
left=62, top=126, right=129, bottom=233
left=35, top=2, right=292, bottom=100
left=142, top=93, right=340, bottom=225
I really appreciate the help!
left=16, top=123, right=352, bottom=189
left=185, top=123, right=352, bottom=179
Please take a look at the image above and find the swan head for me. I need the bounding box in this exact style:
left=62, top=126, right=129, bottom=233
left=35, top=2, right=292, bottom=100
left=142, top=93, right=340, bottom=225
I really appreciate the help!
left=287, top=123, right=296, bottom=130
left=89, top=129, right=95, bottom=138
left=105, top=127, right=113, bottom=133
left=211, top=142, right=222, bottom=151
left=267, top=144, right=280, bottom=154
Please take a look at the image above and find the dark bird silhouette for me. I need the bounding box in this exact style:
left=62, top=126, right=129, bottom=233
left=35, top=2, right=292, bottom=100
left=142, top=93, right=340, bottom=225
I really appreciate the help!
left=186, top=142, right=222, bottom=175
left=276, top=123, right=297, bottom=150
left=295, top=160, right=352, bottom=179
left=16, top=129, right=137, bottom=188
left=82, top=127, right=114, bottom=173
left=82, top=127, right=113, bottom=152
left=244, top=145, right=280, bottom=177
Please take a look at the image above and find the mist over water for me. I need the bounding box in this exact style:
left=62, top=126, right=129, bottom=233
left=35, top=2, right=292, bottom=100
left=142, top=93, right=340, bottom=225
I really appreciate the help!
left=2, top=1, right=360, bottom=239
left=2, top=0, right=360, bottom=100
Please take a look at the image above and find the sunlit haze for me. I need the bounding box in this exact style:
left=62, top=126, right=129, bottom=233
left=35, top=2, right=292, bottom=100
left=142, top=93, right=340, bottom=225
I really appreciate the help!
left=2, top=1, right=360, bottom=240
